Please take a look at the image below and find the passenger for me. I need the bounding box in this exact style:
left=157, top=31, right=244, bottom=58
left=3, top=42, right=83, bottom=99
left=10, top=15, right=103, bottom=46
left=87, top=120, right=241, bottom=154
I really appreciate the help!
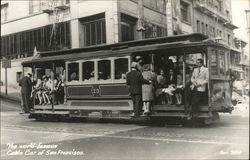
left=142, top=64, right=156, bottom=115
left=19, top=73, right=33, bottom=113
left=184, top=67, right=192, bottom=107
left=70, top=72, right=78, bottom=81
left=54, top=74, right=64, bottom=105
left=190, top=58, right=209, bottom=118
left=165, top=68, right=177, bottom=105
left=33, top=76, right=43, bottom=105
left=42, top=75, right=52, bottom=105
left=175, top=71, right=184, bottom=106
left=156, top=69, right=167, bottom=104
left=126, top=62, right=151, bottom=117
left=135, top=56, right=143, bottom=72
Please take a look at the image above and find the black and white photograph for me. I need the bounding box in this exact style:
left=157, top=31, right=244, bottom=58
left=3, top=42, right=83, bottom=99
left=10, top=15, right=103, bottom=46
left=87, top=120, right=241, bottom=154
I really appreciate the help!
left=1, top=0, right=249, bottom=159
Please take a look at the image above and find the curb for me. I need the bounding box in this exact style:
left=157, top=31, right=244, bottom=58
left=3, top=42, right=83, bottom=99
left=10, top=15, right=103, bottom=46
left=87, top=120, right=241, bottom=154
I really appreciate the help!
left=0, top=94, right=21, bottom=103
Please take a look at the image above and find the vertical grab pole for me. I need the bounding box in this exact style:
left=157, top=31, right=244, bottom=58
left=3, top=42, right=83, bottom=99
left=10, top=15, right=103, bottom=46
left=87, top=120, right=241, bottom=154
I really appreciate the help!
left=51, top=63, right=55, bottom=112
left=183, top=51, right=187, bottom=115
left=32, top=64, right=36, bottom=111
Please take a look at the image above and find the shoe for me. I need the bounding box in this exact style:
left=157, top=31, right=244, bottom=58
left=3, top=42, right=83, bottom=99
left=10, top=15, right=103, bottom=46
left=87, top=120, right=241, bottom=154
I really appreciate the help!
left=129, top=113, right=135, bottom=117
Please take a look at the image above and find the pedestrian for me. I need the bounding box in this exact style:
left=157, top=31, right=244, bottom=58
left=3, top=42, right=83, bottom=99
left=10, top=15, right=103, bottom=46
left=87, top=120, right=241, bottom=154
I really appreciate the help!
left=142, top=64, right=156, bottom=115
left=19, top=73, right=33, bottom=113
left=126, top=62, right=151, bottom=117
left=190, top=58, right=209, bottom=118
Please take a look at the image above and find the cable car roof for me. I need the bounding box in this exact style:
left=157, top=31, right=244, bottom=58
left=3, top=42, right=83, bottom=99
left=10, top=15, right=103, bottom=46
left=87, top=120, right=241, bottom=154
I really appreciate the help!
left=22, top=33, right=220, bottom=67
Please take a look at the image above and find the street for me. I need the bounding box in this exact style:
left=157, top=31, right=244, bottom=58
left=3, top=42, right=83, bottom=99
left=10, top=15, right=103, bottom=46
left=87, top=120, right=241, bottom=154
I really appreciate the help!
left=1, top=98, right=249, bottom=160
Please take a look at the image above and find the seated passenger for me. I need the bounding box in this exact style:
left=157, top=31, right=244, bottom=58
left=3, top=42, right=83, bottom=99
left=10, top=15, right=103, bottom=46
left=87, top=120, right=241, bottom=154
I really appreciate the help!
left=164, top=68, right=177, bottom=105
left=54, top=74, right=64, bottom=105
left=155, top=69, right=167, bottom=104
left=175, top=72, right=184, bottom=106
left=33, top=76, right=43, bottom=105
left=42, top=76, right=52, bottom=105
left=70, top=72, right=78, bottom=82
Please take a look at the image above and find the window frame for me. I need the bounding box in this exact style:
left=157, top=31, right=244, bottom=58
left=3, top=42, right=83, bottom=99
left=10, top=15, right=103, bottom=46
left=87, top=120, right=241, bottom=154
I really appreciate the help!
left=113, top=56, right=130, bottom=83
left=66, top=61, right=81, bottom=84
left=1, top=3, right=8, bottom=22
left=180, top=1, right=191, bottom=24
left=81, top=60, right=96, bottom=84
left=66, top=56, right=130, bottom=85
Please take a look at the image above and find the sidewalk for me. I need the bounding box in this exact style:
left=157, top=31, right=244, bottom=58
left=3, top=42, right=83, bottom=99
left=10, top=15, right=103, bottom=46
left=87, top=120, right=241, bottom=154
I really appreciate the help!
left=0, top=86, right=21, bottom=103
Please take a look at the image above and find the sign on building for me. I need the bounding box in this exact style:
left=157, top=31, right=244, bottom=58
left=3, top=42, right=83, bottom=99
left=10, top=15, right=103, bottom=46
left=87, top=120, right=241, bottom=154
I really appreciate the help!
left=2, top=59, right=11, bottom=68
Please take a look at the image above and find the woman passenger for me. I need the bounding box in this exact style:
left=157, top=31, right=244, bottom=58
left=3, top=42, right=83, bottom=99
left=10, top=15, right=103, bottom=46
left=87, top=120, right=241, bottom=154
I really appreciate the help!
left=156, top=69, right=167, bottom=104
left=165, top=68, right=177, bottom=105
left=33, top=76, right=43, bottom=105
left=175, top=70, right=184, bottom=105
left=142, top=64, right=156, bottom=115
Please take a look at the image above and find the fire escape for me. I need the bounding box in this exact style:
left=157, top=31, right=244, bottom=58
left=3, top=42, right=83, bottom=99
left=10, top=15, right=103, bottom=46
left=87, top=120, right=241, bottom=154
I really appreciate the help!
left=40, top=0, right=70, bottom=50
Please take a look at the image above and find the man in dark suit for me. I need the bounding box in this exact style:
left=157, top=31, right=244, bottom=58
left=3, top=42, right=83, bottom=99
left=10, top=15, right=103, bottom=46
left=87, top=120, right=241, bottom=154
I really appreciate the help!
left=126, top=62, right=151, bottom=117
left=19, top=73, right=33, bottom=113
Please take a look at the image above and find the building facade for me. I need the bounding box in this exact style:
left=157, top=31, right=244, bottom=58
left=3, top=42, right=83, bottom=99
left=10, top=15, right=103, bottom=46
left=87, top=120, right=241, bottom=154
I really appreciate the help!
left=0, top=0, right=244, bottom=92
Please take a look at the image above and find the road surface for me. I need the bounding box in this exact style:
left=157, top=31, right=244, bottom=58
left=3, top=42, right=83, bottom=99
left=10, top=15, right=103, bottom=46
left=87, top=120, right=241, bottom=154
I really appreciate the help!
left=1, top=98, right=249, bottom=160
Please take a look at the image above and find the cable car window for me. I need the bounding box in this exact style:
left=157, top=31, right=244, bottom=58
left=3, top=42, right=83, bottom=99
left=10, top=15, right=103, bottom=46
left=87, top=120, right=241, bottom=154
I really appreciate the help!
left=210, top=50, right=218, bottom=76
left=98, top=60, right=111, bottom=81
left=68, top=62, right=79, bottom=82
left=82, top=61, right=95, bottom=82
left=115, top=58, right=128, bottom=80
left=218, top=51, right=226, bottom=76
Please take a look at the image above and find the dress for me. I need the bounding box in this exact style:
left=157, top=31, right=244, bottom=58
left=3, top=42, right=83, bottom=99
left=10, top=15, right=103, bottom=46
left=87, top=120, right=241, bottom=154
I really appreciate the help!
left=142, top=71, right=155, bottom=101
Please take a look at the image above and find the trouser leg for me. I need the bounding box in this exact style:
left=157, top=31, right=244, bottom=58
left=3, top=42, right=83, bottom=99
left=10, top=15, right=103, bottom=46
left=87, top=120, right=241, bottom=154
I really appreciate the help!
left=134, top=94, right=142, bottom=116
left=191, top=90, right=203, bottom=115
left=22, top=93, right=30, bottom=113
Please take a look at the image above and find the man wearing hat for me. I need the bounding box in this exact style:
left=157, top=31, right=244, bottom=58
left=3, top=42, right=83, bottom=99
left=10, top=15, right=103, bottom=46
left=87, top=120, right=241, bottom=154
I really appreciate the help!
left=135, top=56, right=143, bottom=72
left=19, top=72, right=33, bottom=113
left=126, top=62, right=151, bottom=117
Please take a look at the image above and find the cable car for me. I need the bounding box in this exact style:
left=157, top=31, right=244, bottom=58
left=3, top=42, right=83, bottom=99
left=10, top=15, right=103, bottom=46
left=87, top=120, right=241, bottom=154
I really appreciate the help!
left=22, top=33, right=234, bottom=124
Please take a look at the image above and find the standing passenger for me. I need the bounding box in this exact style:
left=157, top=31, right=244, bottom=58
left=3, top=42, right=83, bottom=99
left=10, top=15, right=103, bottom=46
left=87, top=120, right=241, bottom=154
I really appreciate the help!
left=126, top=62, right=151, bottom=117
left=19, top=73, right=33, bottom=113
left=190, top=58, right=209, bottom=118
left=135, top=56, right=143, bottom=72
left=142, top=64, right=156, bottom=115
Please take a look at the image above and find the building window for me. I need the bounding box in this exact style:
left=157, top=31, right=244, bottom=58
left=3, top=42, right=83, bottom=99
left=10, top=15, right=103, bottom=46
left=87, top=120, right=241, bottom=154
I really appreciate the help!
left=201, top=22, right=205, bottom=34
left=227, top=34, right=231, bottom=46
left=121, top=13, right=136, bottom=42
left=218, top=1, right=222, bottom=12
left=205, top=24, right=208, bottom=35
left=196, top=20, right=200, bottom=33
left=1, top=3, right=8, bottom=22
left=226, top=10, right=230, bottom=19
left=180, top=1, right=191, bottom=24
left=1, top=21, right=71, bottom=59
left=212, top=27, right=215, bottom=37
left=81, top=13, right=106, bottom=46
left=29, top=0, right=42, bottom=14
